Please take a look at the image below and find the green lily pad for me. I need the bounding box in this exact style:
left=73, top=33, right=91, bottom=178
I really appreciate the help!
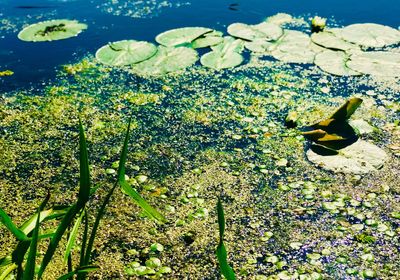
left=311, top=30, right=360, bottom=51
left=201, top=37, right=244, bottom=69
left=95, top=40, right=158, bottom=66
left=306, top=140, right=388, bottom=174
left=191, top=31, right=224, bottom=49
left=18, top=19, right=87, bottom=42
left=265, top=13, right=294, bottom=26
left=130, top=46, right=198, bottom=75
left=244, top=39, right=274, bottom=53
left=270, top=30, right=317, bottom=63
left=155, top=27, right=212, bottom=47
left=314, top=50, right=361, bottom=76
left=340, top=23, right=400, bottom=48
left=346, top=51, right=400, bottom=77
left=227, top=22, right=283, bottom=41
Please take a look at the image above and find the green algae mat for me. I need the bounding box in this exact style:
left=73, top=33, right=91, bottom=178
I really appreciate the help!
left=1, top=13, right=400, bottom=280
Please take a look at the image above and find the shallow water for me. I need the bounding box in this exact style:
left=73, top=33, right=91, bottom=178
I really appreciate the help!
left=0, top=1, right=400, bottom=280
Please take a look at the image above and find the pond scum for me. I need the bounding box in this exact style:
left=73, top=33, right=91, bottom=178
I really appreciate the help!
left=1, top=14, right=400, bottom=280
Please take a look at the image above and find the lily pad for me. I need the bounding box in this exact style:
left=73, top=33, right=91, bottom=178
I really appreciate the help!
left=306, top=140, right=388, bottom=174
left=155, top=27, right=212, bottom=47
left=130, top=46, right=198, bottom=75
left=95, top=40, right=158, bottom=66
left=201, top=37, right=244, bottom=69
left=314, top=50, right=361, bottom=76
left=340, top=23, right=400, bottom=48
left=244, top=40, right=274, bottom=53
left=270, top=30, right=317, bottom=63
left=265, top=13, right=294, bottom=26
left=191, top=31, right=224, bottom=49
left=311, top=30, right=360, bottom=51
left=227, top=22, right=283, bottom=41
left=18, top=19, right=87, bottom=42
left=346, top=51, right=400, bottom=77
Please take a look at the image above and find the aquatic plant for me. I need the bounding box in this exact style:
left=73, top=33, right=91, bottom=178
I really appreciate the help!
left=18, top=20, right=87, bottom=42
left=200, top=36, right=244, bottom=69
left=0, top=118, right=165, bottom=279
left=0, top=70, right=14, bottom=77
left=155, top=27, right=212, bottom=47
left=216, top=198, right=236, bottom=280
left=311, top=16, right=326, bottom=33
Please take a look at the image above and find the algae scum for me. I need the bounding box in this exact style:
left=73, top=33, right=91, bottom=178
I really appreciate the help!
left=1, top=2, right=400, bottom=279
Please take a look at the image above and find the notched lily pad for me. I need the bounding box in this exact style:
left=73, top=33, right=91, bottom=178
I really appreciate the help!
left=340, top=23, right=400, bottom=48
left=130, top=46, right=198, bottom=75
left=96, top=40, right=158, bottom=66
left=155, top=27, right=212, bottom=47
left=191, top=31, right=224, bottom=49
left=18, top=19, right=87, bottom=42
left=347, top=51, right=400, bottom=77
left=227, top=22, right=283, bottom=41
left=314, top=50, right=361, bottom=76
left=311, top=30, right=360, bottom=51
left=201, top=37, right=244, bottom=69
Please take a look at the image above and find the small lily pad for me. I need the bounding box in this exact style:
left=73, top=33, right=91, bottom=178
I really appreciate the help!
left=18, top=19, right=87, bottom=42
left=311, top=30, right=360, bottom=51
left=265, top=13, right=294, bottom=26
left=314, top=50, right=361, bottom=76
left=307, top=140, right=388, bottom=174
left=227, top=22, right=283, bottom=41
left=340, top=23, right=400, bottom=48
left=270, top=30, right=317, bottom=64
left=96, top=40, right=158, bottom=66
left=191, top=31, right=224, bottom=49
left=346, top=51, right=400, bottom=77
left=201, top=37, right=244, bottom=69
left=155, top=27, right=212, bottom=47
left=244, top=39, right=274, bottom=53
left=131, top=46, right=198, bottom=75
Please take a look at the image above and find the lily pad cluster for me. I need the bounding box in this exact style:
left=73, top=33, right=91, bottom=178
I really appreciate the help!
left=18, top=19, right=87, bottom=42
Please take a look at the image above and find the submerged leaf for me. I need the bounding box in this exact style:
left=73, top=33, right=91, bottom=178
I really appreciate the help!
left=131, top=46, right=198, bottom=75
left=96, top=40, right=158, bottom=66
left=227, top=22, right=283, bottom=41
left=347, top=51, right=400, bottom=77
left=156, top=27, right=212, bottom=47
left=18, top=19, right=87, bottom=42
left=340, top=23, right=400, bottom=48
left=314, top=50, right=361, bottom=76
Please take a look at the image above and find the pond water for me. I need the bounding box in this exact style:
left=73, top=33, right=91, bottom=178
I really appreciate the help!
left=0, top=0, right=400, bottom=280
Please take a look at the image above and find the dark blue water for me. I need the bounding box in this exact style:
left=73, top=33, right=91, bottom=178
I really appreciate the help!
left=1, top=0, right=399, bottom=90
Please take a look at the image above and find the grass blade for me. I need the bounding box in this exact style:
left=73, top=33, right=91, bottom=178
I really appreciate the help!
left=117, top=119, right=165, bottom=223
left=0, top=263, right=17, bottom=280
left=23, top=193, right=50, bottom=280
left=0, top=209, right=28, bottom=241
left=57, top=265, right=99, bottom=280
left=19, top=209, right=53, bottom=235
left=63, top=209, right=85, bottom=264
left=78, top=118, right=91, bottom=205
left=216, top=198, right=236, bottom=280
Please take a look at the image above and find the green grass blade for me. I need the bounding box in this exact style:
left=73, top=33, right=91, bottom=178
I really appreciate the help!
left=216, top=198, right=236, bottom=280
left=117, top=119, right=165, bottom=223
left=12, top=239, right=30, bottom=279
left=19, top=209, right=53, bottom=235
left=0, top=263, right=17, bottom=280
left=63, top=209, right=85, bottom=264
left=79, top=211, right=89, bottom=268
left=57, top=265, right=99, bottom=280
left=78, top=119, right=91, bottom=205
left=0, top=256, right=11, bottom=267
left=0, top=208, right=28, bottom=241
left=23, top=193, right=50, bottom=280
left=38, top=204, right=79, bottom=279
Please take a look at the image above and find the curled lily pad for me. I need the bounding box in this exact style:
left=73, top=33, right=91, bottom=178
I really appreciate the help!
left=314, top=50, right=361, bottom=76
left=265, top=13, right=294, bottom=26
left=346, top=51, right=400, bottom=77
left=18, top=19, right=87, bottom=42
left=191, top=31, right=224, bottom=49
left=201, top=37, right=244, bottom=69
left=311, top=30, right=359, bottom=51
left=130, top=46, right=198, bottom=75
left=340, top=23, right=400, bottom=48
left=270, top=30, right=316, bottom=63
left=155, top=27, right=212, bottom=47
left=307, top=140, right=388, bottom=174
left=95, top=40, right=157, bottom=66
left=227, top=22, right=283, bottom=41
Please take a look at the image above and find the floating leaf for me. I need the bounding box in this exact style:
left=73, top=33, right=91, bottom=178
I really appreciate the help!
left=95, top=40, right=157, bottom=66
left=156, top=27, right=212, bottom=47
left=201, top=37, right=244, bottom=69
left=131, top=46, right=198, bottom=75
left=270, top=30, right=316, bottom=63
left=347, top=51, right=400, bottom=77
left=314, top=50, right=361, bottom=76
left=191, top=31, right=224, bottom=49
left=227, top=22, right=283, bottom=41
left=18, top=19, right=87, bottom=42
left=307, top=140, right=388, bottom=174
left=311, top=30, right=360, bottom=51
left=265, top=13, right=294, bottom=26
left=0, top=70, right=14, bottom=77
left=244, top=39, right=273, bottom=53
left=340, top=23, right=400, bottom=48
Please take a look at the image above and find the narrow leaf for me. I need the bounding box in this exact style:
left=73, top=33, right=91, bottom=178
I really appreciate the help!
left=0, top=208, right=28, bottom=241
left=78, top=118, right=91, bottom=205
left=330, top=97, right=363, bottom=121
left=23, top=193, right=50, bottom=280
left=0, top=263, right=17, bottom=280
left=19, top=209, right=53, bottom=235
left=64, top=209, right=85, bottom=263
left=57, top=265, right=99, bottom=280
